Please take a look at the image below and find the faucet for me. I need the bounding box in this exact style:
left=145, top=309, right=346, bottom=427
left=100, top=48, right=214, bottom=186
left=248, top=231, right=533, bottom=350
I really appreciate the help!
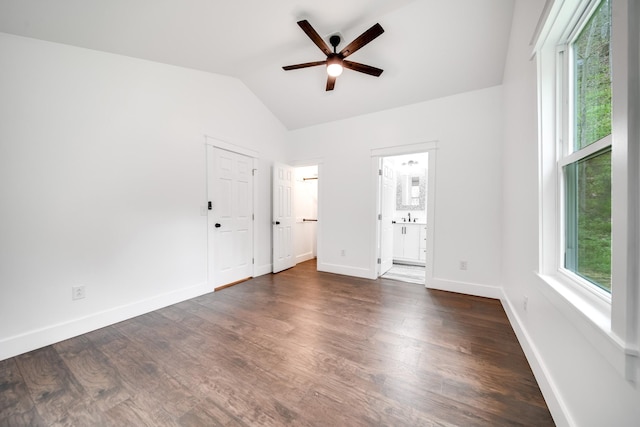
left=408, top=213, right=411, bottom=222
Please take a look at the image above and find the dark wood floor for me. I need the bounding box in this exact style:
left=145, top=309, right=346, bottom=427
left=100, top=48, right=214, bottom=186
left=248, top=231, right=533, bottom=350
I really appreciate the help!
left=0, top=260, right=554, bottom=426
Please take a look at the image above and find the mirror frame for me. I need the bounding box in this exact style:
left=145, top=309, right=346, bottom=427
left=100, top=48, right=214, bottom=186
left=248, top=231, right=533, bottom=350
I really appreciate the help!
left=396, top=171, right=426, bottom=211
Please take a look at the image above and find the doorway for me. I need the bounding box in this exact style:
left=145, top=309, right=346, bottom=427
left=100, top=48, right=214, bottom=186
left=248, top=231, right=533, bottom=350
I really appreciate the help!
left=293, top=165, right=318, bottom=264
left=272, top=163, right=319, bottom=273
left=206, top=140, right=257, bottom=289
left=376, top=149, right=435, bottom=286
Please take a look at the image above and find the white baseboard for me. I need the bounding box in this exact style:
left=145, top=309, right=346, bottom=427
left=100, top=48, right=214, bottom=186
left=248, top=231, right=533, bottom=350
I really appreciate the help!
left=426, top=277, right=571, bottom=426
left=295, top=252, right=315, bottom=264
left=500, top=290, right=573, bottom=427
left=317, top=262, right=374, bottom=279
left=426, top=277, right=503, bottom=299
left=0, top=281, right=211, bottom=361
left=254, top=263, right=273, bottom=277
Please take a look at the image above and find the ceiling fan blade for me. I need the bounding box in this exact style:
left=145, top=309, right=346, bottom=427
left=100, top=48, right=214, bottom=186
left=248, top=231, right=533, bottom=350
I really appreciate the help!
left=326, top=75, right=336, bottom=91
left=297, top=20, right=332, bottom=56
left=283, top=60, right=327, bottom=71
left=343, top=60, right=384, bottom=77
left=339, top=23, right=384, bottom=58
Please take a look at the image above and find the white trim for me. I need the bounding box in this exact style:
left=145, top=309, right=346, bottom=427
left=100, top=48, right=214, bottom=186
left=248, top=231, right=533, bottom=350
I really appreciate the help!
left=501, top=287, right=575, bottom=427
left=317, top=262, right=374, bottom=279
left=288, top=157, right=324, bottom=167
left=610, top=0, right=640, bottom=378
left=296, top=252, right=315, bottom=264
left=538, top=273, right=632, bottom=369
left=254, top=263, right=273, bottom=277
left=373, top=156, right=383, bottom=277
left=424, top=148, right=437, bottom=282
left=427, top=277, right=502, bottom=300
left=531, top=0, right=556, bottom=49
left=557, top=135, right=612, bottom=167
left=537, top=0, right=640, bottom=382
left=0, top=280, right=210, bottom=361
left=371, top=142, right=438, bottom=287
left=316, top=163, right=324, bottom=272
left=287, top=159, right=323, bottom=273
left=251, top=155, right=257, bottom=280
left=204, top=135, right=259, bottom=159
left=370, top=140, right=438, bottom=158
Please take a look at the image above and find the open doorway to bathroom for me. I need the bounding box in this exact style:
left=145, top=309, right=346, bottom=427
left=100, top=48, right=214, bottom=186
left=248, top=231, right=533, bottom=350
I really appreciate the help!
left=378, top=152, right=429, bottom=285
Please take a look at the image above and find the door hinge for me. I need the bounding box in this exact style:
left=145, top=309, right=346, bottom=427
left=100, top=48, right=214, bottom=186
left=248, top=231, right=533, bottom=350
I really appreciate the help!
left=378, top=169, right=383, bottom=176
left=378, top=213, right=382, bottom=220
left=252, top=169, right=257, bottom=176
left=208, top=201, right=212, bottom=211
left=377, top=258, right=381, bottom=264
left=252, top=258, right=255, bottom=264
left=252, top=213, right=255, bottom=220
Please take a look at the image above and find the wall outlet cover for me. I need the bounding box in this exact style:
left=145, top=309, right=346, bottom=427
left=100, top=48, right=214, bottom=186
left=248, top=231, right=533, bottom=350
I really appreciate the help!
left=72, top=286, right=86, bottom=300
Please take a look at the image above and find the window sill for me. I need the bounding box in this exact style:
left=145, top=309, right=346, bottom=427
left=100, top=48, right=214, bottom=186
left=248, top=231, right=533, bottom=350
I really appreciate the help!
left=536, top=272, right=636, bottom=382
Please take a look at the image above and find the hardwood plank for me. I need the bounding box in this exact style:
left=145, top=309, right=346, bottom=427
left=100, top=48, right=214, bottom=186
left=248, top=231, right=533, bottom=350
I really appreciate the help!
left=0, top=259, right=554, bottom=426
left=177, top=397, right=246, bottom=427
left=86, top=327, right=198, bottom=424
left=12, top=346, right=86, bottom=425
left=53, top=335, right=130, bottom=412
left=0, top=358, right=39, bottom=422
left=0, top=406, right=47, bottom=427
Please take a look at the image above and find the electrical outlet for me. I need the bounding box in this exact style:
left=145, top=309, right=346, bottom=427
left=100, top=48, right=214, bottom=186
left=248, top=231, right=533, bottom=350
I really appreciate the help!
left=523, top=295, right=529, bottom=312
left=459, top=261, right=468, bottom=270
left=72, top=286, right=85, bottom=301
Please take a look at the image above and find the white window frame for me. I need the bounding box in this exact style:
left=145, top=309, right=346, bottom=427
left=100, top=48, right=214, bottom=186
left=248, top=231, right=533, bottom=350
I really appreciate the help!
left=559, top=0, right=613, bottom=299
left=535, top=0, right=639, bottom=382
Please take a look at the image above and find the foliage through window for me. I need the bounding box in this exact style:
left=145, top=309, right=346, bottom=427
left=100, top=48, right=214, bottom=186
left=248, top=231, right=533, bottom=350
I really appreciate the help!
left=563, top=0, right=612, bottom=292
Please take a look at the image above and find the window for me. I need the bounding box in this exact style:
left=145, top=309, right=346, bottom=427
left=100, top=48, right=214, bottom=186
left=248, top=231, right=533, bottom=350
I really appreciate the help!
left=562, top=0, right=612, bottom=293
left=536, top=0, right=639, bottom=382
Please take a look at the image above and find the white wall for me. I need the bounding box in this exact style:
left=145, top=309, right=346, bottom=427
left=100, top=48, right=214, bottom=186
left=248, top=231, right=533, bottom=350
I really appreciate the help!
left=500, top=1, right=640, bottom=426
left=0, top=33, right=287, bottom=360
left=287, top=86, right=504, bottom=293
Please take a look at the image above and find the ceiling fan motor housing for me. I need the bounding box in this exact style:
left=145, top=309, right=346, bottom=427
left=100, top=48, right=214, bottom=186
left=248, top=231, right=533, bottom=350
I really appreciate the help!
left=329, top=35, right=341, bottom=50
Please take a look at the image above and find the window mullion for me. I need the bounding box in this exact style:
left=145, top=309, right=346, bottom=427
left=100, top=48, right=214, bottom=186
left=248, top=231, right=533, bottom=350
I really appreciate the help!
left=559, top=135, right=612, bottom=168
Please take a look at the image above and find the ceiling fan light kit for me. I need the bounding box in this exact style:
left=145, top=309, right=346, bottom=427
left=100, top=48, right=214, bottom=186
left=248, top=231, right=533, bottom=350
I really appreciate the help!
left=283, top=20, right=384, bottom=91
left=326, top=57, right=343, bottom=77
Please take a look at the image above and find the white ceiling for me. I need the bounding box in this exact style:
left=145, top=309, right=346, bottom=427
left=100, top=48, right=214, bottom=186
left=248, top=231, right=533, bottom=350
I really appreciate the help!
left=0, top=0, right=515, bottom=130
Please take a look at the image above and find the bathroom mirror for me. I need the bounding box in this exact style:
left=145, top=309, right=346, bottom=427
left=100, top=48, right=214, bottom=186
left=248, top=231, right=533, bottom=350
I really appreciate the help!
left=396, top=172, right=425, bottom=210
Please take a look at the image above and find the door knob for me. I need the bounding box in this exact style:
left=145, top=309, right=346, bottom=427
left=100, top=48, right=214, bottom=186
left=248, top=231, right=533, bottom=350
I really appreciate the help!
left=215, top=223, right=221, bottom=228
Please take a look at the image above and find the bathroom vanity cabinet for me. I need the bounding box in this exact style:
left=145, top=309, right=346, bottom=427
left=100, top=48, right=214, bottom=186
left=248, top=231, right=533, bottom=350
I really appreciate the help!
left=393, top=223, right=426, bottom=265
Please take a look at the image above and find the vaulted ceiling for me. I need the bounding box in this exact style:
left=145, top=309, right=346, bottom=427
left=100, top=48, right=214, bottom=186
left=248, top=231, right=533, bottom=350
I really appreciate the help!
left=0, top=0, right=515, bottom=129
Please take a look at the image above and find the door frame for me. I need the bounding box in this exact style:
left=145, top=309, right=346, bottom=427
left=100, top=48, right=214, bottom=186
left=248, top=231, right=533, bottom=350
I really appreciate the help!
left=205, top=135, right=258, bottom=289
left=378, top=156, right=395, bottom=275
left=371, top=141, right=437, bottom=286
left=289, top=159, right=323, bottom=271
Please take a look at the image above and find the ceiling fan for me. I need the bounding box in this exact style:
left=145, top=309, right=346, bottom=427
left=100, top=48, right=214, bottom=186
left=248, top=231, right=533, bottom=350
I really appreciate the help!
left=282, top=20, right=384, bottom=91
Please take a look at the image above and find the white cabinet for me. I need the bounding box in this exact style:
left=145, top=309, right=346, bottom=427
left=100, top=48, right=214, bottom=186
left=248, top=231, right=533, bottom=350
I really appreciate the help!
left=419, top=225, right=427, bottom=261
left=393, top=223, right=426, bottom=265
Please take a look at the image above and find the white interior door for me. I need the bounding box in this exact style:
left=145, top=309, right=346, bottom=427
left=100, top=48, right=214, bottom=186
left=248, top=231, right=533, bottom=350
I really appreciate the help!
left=272, top=163, right=295, bottom=273
left=207, top=146, right=253, bottom=288
left=380, top=158, right=395, bottom=275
